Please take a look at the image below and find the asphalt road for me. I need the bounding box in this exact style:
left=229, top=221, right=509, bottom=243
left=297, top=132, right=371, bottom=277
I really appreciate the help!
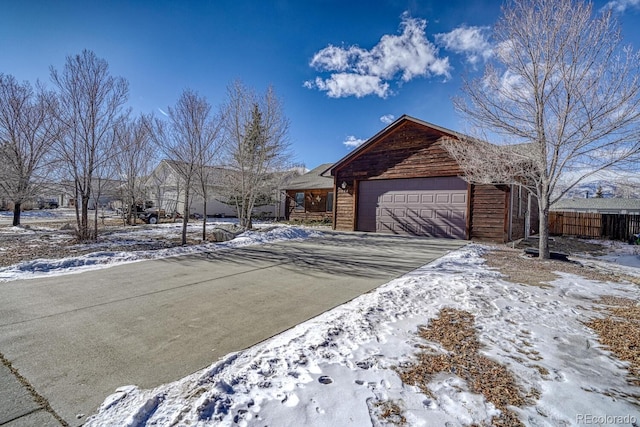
left=0, top=232, right=465, bottom=426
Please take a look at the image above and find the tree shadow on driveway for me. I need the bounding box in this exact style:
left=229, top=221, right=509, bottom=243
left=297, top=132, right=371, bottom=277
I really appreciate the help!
left=157, top=231, right=466, bottom=280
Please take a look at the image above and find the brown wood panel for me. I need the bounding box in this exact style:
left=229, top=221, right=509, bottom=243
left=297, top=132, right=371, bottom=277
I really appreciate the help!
left=330, top=119, right=512, bottom=242
left=470, top=184, right=508, bottom=242
left=335, top=187, right=355, bottom=231
left=334, top=121, right=466, bottom=234
left=334, top=121, right=463, bottom=185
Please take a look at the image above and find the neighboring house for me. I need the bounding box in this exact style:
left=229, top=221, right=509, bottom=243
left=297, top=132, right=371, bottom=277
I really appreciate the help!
left=49, top=179, right=123, bottom=209
left=551, top=198, right=640, bottom=215
left=323, top=115, right=538, bottom=242
left=146, top=159, right=286, bottom=218
left=284, top=163, right=334, bottom=222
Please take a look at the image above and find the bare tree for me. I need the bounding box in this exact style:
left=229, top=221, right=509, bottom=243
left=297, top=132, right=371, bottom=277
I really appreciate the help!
left=445, top=0, right=640, bottom=258
left=149, top=89, right=222, bottom=245
left=193, top=112, right=224, bottom=241
left=51, top=50, right=129, bottom=240
left=114, top=114, right=156, bottom=225
left=613, top=176, right=640, bottom=198
left=0, top=74, right=58, bottom=226
left=222, top=81, right=291, bottom=230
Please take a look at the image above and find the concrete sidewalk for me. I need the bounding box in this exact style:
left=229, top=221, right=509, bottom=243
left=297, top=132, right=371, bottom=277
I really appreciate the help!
left=0, top=363, right=61, bottom=426
left=0, top=232, right=465, bottom=426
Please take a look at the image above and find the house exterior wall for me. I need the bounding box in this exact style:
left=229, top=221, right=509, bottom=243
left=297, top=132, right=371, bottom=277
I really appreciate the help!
left=469, top=184, right=509, bottom=241
left=334, top=121, right=464, bottom=232
left=508, top=185, right=540, bottom=240
left=285, top=189, right=333, bottom=222
left=146, top=160, right=286, bottom=219
left=331, top=119, right=516, bottom=242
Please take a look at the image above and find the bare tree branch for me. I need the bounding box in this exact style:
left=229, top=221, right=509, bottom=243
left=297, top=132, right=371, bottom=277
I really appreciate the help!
left=50, top=50, right=129, bottom=241
left=114, top=114, right=156, bottom=225
left=148, top=89, right=222, bottom=244
left=444, top=0, right=640, bottom=258
left=0, top=74, right=58, bottom=226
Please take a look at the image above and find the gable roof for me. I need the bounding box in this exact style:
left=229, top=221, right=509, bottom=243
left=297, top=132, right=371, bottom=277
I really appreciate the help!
left=551, top=198, right=640, bottom=212
left=285, top=163, right=334, bottom=190
left=323, top=115, right=469, bottom=177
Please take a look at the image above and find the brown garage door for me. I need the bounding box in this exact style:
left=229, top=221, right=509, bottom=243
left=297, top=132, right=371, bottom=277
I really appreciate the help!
left=357, top=177, right=468, bottom=238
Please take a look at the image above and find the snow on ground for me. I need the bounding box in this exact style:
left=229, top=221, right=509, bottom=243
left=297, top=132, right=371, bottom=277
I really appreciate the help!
left=2, top=214, right=639, bottom=425
left=83, top=244, right=640, bottom=427
left=593, top=239, right=640, bottom=269
left=0, top=222, right=323, bottom=282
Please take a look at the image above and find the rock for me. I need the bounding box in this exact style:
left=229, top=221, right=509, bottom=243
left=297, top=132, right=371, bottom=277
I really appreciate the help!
left=210, top=227, right=241, bottom=242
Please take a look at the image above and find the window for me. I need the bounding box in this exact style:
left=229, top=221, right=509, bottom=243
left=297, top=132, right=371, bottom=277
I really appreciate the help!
left=295, top=192, right=305, bottom=211
left=326, top=192, right=334, bottom=212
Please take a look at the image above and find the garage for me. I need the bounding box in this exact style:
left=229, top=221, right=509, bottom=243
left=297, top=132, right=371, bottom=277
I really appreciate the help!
left=327, top=115, right=535, bottom=242
left=357, top=177, right=468, bottom=238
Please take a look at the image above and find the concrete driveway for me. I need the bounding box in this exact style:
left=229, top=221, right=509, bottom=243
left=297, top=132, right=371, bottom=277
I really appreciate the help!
left=0, top=231, right=465, bottom=426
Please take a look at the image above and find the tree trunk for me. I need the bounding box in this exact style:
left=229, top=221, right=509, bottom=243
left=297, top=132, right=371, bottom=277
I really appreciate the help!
left=181, top=189, right=189, bottom=245
left=81, top=195, right=90, bottom=241
left=12, top=202, right=21, bottom=226
left=93, top=204, right=99, bottom=240
left=538, top=205, right=550, bottom=259
left=128, top=195, right=136, bottom=226
left=202, top=199, right=207, bottom=241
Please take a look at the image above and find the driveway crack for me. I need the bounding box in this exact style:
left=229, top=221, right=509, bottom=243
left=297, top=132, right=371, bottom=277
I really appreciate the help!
left=0, top=351, right=68, bottom=426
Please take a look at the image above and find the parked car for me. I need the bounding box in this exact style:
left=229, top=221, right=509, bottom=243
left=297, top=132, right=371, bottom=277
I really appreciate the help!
left=38, top=199, right=59, bottom=209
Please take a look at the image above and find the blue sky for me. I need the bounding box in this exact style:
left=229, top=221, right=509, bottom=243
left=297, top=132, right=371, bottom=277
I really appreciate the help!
left=2, top=0, right=640, bottom=169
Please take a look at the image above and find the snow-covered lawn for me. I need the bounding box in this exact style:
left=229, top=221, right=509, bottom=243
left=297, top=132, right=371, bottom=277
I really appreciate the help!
left=0, top=219, right=324, bottom=282
left=1, top=218, right=638, bottom=426
left=81, top=245, right=639, bottom=426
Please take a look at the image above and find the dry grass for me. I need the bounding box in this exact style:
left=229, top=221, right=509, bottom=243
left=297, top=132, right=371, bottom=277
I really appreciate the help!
left=483, top=246, right=639, bottom=287
left=373, top=400, right=407, bottom=426
left=398, top=308, right=534, bottom=426
left=586, top=297, right=640, bottom=386
left=486, top=246, right=640, bottom=389
left=0, top=220, right=211, bottom=267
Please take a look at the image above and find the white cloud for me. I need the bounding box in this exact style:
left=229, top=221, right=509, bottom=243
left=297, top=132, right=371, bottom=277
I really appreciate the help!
left=305, top=14, right=450, bottom=98
left=343, top=135, right=366, bottom=148
left=380, top=114, right=395, bottom=124
left=436, top=25, right=493, bottom=65
left=308, top=74, right=389, bottom=98
left=601, top=0, right=640, bottom=13
left=158, top=108, right=169, bottom=117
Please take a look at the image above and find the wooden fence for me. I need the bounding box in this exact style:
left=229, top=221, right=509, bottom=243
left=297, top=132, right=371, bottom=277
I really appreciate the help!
left=549, top=211, right=640, bottom=241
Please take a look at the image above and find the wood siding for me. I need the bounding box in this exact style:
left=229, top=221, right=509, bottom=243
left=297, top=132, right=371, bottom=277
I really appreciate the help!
left=332, top=118, right=514, bottom=242
left=334, top=121, right=463, bottom=232
left=509, top=185, right=540, bottom=240
left=335, top=187, right=356, bottom=230
left=469, top=184, right=508, bottom=241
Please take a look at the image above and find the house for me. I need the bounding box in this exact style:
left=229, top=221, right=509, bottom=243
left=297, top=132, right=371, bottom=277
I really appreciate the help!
left=284, top=163, right=334, bottom=222
left=551, top=198, right=640, bottom=215
left=146, top=159, right=286, bottom=218
left=323, top=115, right=538, bottom=242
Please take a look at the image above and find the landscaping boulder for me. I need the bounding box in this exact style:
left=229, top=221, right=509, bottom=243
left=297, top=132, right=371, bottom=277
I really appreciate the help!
left=210, top=227, right=241, bottom=242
